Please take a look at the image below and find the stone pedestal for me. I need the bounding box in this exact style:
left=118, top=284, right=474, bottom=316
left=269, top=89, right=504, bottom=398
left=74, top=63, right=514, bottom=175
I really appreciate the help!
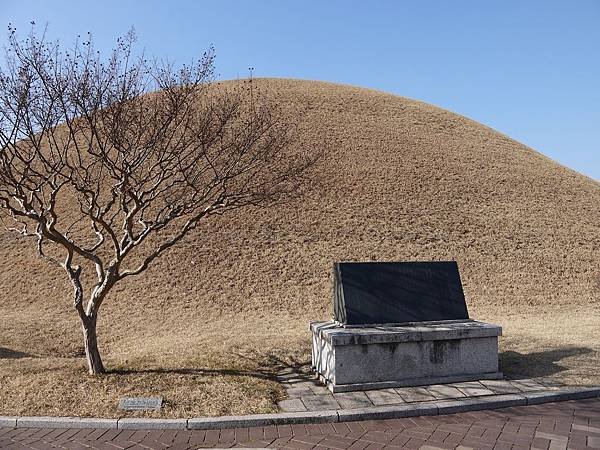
left=311, top=320, right=502, bottom=393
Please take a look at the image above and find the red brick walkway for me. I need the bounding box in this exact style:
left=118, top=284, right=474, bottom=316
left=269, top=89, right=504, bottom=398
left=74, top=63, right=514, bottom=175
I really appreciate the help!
left=1, top=398, right=599, bottom=449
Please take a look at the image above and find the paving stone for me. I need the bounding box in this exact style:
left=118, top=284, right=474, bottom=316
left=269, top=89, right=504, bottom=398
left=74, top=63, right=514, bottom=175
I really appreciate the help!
left=276, top=423, right=293, bottom=438
left=278, top=399, right=308, bottom=412
left=449, top=382, right=495, bottom=397
left=588, top=435, right=600, bottom=447
left=319, top=436, right=357, bottom=449
left=308, top=384, right=331, bottom=395
left=364, top=389, right=404, bottom=406
left=534, top=377, right=565, bottom=388
left=480, top=379, right=523, bottom=394
left=301, top=395, right=341, bottom=411
left=509, top=379, right=546, bottom=392
left=286, top=387, right=316, bottom=398
left=536, top=430, right=568, bottom=440
left=427, top=384, right=466, bottom=400
left=572, top=424, right=600, bottom=434
left=263, top=425, right=279, bottom=440
left=333, top=392, right=374, bottom=409
left=395, top=387, right=436, bottom=403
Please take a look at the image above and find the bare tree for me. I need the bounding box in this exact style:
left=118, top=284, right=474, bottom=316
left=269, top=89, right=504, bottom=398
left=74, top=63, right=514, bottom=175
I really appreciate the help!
left=0, top=26, right=317, bottom=374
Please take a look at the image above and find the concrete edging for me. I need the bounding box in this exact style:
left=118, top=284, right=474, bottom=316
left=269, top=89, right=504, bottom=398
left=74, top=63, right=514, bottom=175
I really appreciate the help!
left=2, top=387, right=599, bottom=430
left=0, top=417, right=17, bottom=428
left=188, top=410, right=338, bottom=430
left=117, top=418, right=187, bottom=430
left=16, top=417, right=118, bottom=429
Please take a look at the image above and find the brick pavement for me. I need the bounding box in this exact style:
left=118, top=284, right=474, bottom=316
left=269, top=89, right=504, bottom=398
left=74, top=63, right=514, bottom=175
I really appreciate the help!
left=1, top=398, right=599, bottom=449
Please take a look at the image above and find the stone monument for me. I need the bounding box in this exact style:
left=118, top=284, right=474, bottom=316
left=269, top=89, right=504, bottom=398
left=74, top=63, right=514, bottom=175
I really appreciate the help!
left=311, top=261, right=502, bottom=392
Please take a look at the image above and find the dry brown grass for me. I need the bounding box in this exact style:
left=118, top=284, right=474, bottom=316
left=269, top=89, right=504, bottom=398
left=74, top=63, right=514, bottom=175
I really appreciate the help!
left=1, top=79, right=599, bottom=418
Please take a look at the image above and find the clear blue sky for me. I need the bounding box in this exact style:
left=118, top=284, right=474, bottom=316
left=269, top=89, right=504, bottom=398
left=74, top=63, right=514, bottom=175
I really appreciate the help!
left=2, top=0, right=599, bottom=180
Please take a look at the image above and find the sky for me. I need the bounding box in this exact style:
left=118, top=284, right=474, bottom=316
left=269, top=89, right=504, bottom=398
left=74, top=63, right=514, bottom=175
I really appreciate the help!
left=1, top=0, right=599, bottom=180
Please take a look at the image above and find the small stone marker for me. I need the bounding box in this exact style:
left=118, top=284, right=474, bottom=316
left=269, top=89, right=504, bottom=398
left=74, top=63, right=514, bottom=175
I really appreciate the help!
left=118, top=397, right=163, bottom=411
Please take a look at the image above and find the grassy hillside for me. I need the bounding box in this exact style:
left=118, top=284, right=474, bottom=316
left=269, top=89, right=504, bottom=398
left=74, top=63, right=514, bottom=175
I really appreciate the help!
left=0, top=79, right=598, bottom=417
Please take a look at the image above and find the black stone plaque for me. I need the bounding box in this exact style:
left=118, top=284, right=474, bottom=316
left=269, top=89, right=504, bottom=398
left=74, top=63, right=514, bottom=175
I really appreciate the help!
left=333, top=261, right=469, bottom=326
left=118, top=397, right=163, bottom=411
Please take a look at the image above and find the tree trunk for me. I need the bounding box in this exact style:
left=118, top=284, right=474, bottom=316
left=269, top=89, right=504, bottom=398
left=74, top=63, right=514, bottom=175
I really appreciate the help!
left=83, top=316, right=105, bottom=374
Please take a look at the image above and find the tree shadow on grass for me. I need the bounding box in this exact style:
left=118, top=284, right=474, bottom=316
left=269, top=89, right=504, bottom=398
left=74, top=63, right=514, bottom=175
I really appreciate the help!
left=106, top=352, right=312, bottom=382
left=0, top=347, right=34, bottom=359
left=107, top=347, right=595, bottom=383
left=499, top=346, right=594, bottom=379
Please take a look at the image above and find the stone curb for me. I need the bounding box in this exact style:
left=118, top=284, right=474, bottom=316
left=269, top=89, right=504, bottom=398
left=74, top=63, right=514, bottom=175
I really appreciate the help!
left=436, top=394, right=527, bottom=415
left=117, top=418, right=187, bottom=429
left=188, top=410, right=338, bottom=430
left=3, top=387, right=599, bottom=430
left=522, top=387, right=600, bottom=405
left=16, top=417, right=118, bottom=429
left=337, top=402, right=438, bottom=422
left=0, top=417, right=17, bottom=428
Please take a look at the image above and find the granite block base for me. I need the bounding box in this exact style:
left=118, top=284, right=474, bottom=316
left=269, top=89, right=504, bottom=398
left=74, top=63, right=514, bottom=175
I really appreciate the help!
left=311, top=320, right=502, bottom=393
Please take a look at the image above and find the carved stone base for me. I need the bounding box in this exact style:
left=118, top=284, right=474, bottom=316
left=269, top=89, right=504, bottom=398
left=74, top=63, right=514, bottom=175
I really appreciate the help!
left=310, top=320, right=502, bottom=393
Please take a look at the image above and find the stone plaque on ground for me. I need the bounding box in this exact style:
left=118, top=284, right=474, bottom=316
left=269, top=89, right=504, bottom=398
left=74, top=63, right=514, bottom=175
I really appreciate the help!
left=333, top=261, right=469, bottom=326
left=118, top=397, right=163, bottom=411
